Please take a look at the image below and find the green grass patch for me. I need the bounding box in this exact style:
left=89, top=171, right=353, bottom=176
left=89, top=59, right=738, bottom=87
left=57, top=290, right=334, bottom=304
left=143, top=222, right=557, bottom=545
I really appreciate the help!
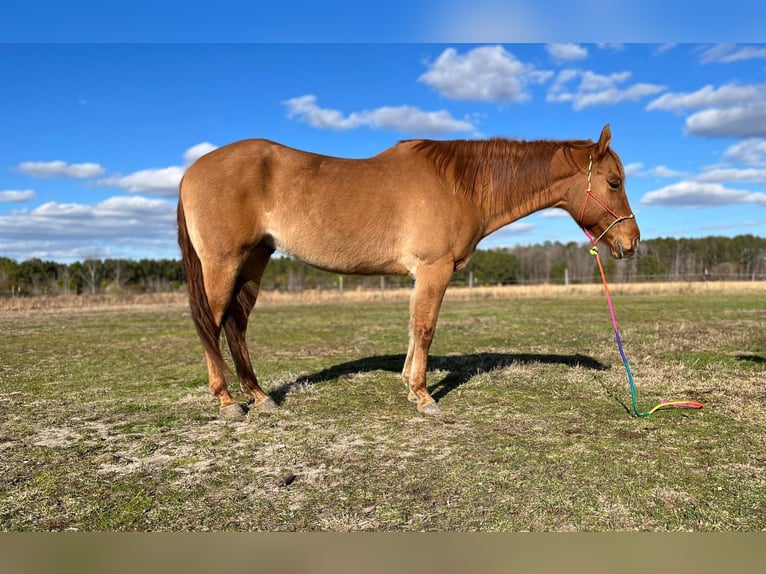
left=1, top=292, right=764, bottom=530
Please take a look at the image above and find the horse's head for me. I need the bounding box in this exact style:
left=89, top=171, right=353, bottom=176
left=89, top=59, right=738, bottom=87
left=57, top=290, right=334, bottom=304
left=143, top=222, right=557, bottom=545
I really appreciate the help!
left=569, top=124, right=640, bottom=259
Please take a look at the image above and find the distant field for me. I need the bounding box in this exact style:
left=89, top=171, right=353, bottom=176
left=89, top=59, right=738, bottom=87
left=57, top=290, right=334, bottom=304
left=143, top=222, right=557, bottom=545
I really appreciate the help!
left=1, top=286, right=764, bottom=530
left=1, top=280, right=763, bottom=310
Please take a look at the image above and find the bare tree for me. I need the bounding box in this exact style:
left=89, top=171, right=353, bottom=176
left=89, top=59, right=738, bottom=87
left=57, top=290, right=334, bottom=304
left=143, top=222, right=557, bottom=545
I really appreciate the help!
left=81, top=258, right=102, bottom=295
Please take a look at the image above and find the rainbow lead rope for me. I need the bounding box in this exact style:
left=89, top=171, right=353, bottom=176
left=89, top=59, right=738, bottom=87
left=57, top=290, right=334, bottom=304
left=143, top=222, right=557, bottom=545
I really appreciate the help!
left=590, top=246, right=704, bottom=417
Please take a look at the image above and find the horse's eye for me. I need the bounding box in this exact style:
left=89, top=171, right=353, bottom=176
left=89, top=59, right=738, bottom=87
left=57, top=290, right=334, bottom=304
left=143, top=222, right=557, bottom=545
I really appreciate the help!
left=608, top=180, right=621, bottom=190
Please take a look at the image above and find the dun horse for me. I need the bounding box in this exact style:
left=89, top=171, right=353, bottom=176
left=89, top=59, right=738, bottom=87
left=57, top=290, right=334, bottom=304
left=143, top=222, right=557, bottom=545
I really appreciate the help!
left=177, top=124, right=640, bottom=418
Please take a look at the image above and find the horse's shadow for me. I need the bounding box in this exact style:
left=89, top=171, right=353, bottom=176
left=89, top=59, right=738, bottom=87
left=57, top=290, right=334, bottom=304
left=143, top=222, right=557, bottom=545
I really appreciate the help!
left=270, top=352, right=608, bottom=405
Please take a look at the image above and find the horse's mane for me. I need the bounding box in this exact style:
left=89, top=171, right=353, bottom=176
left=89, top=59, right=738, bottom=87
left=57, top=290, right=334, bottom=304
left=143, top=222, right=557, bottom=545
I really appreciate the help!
left=407, top=137, right=595, bottom=216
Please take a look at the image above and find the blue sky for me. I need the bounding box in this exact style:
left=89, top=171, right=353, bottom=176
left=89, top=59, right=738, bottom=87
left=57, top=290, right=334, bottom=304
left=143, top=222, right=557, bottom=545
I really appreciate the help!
left=1, top=40, right=764, bottom=262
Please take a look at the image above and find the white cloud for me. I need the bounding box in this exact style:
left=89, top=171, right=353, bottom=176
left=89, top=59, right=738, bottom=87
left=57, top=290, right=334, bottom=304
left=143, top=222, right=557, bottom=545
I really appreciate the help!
left=0, top=189, right=36, bottom=202
left=363, top=106, right=476, bottom=134
left=15, top=160, right=105, bottom=179
left=98, top=166, right=185, bottom=196
left=1, top=143, right=219, bottom=261
left=646, top=83, right=766, bottom=139
left=629, top=140, right=766, bottom=205
left=545, top=69, right=578, bottom=104
left=284, top=95, right=347, bottom=129
left=624, top=163, right=688, bottom=178
left=685, top=101, right=766, bottom=138
left=624, top=162, right=689, bottom=178
left=723, top=138, right=766, bottom=166
left=700, top=44, right=766, bottom=64
left=97, top=142, right=217, bottom=196
left=650, top=165, right=688, bottom=178
left=95, top=195, right=174, bottom=216
left=580, top=70, right=631, bottom=91
left=538, top=208, right=568, bottom=219
left=183, top=142, right=218, bottom=164
left=646, top=83, right=763, bottom=112
left=0, top=195, right=177, bottom=261
left=418, top=45, right=553, bottom=103
left=30, top=195, right=172, bottom=221
left=624, top=162, right=644, bottom=176
left=547, top=69, right=664, bottom=110
left=496, top=221, right=536, bottom=236
left=696, top=167, right=766, bottom=184
left=641, top=181, right=766, bottom=207
left=33, top=201, right=92, bottom=217
left=546, top=43, right=588, bottom=61
left=283, top=94, right=475, bottom=135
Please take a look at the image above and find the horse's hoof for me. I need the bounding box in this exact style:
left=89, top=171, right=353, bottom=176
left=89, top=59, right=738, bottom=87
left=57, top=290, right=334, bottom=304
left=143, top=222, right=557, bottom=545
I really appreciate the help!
left=254, top=396, right=279, bottom=411
left=417, top=401, right=443, bottom=416
left=408, top=391, right=418, bottom=404
left=220, top=403, right=247, bottom=420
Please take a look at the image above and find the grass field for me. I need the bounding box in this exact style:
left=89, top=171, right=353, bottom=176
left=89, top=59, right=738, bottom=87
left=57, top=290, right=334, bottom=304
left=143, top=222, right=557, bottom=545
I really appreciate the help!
left=1, top=285, right=764, bottom=531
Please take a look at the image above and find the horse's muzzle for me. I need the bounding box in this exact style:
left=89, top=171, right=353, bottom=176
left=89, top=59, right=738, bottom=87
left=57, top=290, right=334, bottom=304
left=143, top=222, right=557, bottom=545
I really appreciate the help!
left=612, top=236, right=640, bottom=259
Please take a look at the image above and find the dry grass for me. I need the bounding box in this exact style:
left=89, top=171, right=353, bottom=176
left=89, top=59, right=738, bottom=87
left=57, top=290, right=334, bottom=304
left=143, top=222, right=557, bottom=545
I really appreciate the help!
left=0, top=292, right=186, bottom=313
left=1, top=281, right=763, bottom=312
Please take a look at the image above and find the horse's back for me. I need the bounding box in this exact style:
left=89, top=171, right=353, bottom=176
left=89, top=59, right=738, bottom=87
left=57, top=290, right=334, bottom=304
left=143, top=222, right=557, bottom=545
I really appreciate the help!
left=180, top=138, right=431, bottom=225
left=179, top=138, right=484, bottom=277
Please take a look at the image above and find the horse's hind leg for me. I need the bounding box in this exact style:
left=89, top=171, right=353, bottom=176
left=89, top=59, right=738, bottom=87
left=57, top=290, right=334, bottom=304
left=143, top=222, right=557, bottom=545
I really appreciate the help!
left=204, top=350, right=243, bottom=419
left=199, top=256, right=246, bottom=419
left=223, top=244, right=276, bottom=412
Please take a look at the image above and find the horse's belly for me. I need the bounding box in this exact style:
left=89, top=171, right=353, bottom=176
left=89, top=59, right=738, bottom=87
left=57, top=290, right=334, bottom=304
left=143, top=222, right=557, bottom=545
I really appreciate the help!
left=269, top=225, right=412, bottom=277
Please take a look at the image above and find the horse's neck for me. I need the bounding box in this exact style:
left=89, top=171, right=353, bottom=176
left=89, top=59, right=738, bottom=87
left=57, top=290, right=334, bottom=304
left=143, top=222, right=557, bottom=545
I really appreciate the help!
left=481, top=162, right=572, bottom=237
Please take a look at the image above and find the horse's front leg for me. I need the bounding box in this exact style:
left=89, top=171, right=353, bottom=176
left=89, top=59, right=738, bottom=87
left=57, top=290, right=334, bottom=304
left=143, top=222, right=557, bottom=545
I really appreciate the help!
left=403, top=261, right=453, bottom=415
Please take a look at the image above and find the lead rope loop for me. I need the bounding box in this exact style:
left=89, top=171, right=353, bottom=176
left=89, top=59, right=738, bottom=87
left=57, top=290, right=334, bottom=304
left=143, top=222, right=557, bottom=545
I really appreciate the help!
left=581, top=155, right=703, bottom=417
left=589, top=246, right=703, bottom=416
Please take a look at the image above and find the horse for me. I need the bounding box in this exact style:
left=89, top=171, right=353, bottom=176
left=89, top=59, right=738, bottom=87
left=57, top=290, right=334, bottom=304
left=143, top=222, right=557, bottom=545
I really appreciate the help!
left=177, top=124, right=640, bottom=418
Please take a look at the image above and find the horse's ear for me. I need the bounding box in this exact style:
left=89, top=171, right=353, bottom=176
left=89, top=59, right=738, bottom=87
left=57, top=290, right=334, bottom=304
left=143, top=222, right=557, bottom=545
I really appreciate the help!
left=597, top=124, right=611, bottom=157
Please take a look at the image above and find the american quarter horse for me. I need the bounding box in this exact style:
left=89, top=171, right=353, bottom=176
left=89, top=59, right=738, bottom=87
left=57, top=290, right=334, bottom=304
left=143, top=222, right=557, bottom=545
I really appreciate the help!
left=177, top=124, right=640, bottom=418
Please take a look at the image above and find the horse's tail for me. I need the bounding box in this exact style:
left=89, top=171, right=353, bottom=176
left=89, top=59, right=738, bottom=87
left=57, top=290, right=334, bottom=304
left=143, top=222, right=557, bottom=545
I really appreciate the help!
left=177, top=187, right=227, bottom=374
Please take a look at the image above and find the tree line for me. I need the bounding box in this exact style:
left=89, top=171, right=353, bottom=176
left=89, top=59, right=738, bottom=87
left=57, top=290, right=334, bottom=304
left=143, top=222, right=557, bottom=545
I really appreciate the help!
left=1, top=234, right=764, bottom=297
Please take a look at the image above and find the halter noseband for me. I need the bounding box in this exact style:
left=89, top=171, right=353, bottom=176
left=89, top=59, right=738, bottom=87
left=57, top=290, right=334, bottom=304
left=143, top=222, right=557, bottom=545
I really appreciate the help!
left=578, top=154, right=635, bottom=250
